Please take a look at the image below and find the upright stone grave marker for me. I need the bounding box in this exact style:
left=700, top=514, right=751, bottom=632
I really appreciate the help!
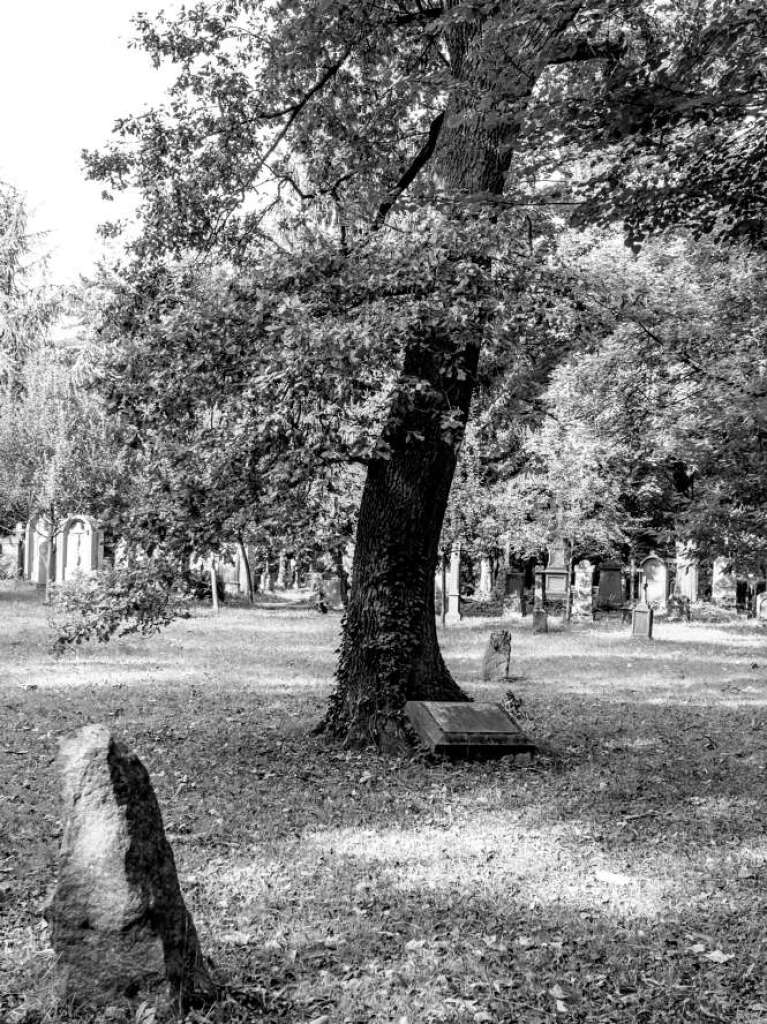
left=712, top=556, right=737, bottom=609
left=481, top=630, right=511, bottom=681
left=45, top=724, right=214, bottom=1009
left=542, top=538, right=569, bottom=615
left=503, top=570, right=524, bottom=614
left=25, top=515, right=52, bottom=587
left=445, top=541, right=462, bottom=624
left=596, top=560, right=624, bottom=612
left=477, top=554, right=493, bottom=600
left=571, top=560, right=594, bottom=622
left=675, top=542, right=699, bottom=603
left=640, top=552, right=668, bottom=611
left=56, top=515, right=103, bottom=583
left=632, top=583, right=654, bottom=639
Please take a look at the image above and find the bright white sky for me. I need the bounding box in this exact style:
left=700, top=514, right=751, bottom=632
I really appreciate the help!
left=0, top=1, right=180, bottom=283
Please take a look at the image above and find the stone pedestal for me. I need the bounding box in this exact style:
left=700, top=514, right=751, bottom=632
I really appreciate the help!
left=445, top=541, right=462, bottom=624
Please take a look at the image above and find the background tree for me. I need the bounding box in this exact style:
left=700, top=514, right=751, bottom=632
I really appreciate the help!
left=87, top=0, right=767, bottom=747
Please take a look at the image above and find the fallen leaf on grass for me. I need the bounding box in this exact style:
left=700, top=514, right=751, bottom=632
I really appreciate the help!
left=704, top=949, right=735, bottom=964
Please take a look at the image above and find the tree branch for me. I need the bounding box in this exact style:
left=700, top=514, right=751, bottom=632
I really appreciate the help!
left=544, top=32, right=627, bottom=65
left=371, top=111, right=445, bottom=231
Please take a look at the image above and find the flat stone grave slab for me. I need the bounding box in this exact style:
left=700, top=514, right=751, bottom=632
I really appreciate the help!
left=405, top=700, right=536, bottom=759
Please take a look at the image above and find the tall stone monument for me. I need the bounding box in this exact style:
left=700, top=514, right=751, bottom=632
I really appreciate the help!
left=445, top=541, right=462, bottom=623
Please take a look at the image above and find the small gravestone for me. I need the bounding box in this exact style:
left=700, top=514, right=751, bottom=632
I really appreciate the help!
left=45, top=724, right=214, bottom=1010
left=632, top=597, right=654, bottom=639
left=405, top=701, right=535, bottom=759
left=532, top=608, right=548, bottom=633
left=481, top=630, right=511, bottom=681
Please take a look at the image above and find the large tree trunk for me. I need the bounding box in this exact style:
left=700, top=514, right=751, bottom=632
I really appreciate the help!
left=328, top=5, right=578, bottom=748
left=329, top=308, right=484, bottom=748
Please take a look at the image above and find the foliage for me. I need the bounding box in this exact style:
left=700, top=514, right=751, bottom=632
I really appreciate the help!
left=49, top=555, right=191, bottom=654
left=81, top=0, right=767, bottom=738
left=0, top=183, right=58, bottom=394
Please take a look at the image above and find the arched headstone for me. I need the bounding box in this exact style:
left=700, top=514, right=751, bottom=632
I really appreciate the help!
left=712, top=556, right=737, bottom=609
left=640, top=553, right=668, bottom=611
left=56, top=515, right=103, bottom=583
left=25, top=515, right=53, bottom=586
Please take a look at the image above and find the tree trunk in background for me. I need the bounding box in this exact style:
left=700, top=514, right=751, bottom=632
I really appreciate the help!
left=209, top=562, right=219, bottom=613
left=332, top=547, right=349, bottom=608
left=237, top=538, right=254, bottom=604
left=329, top=325, right=480, bottom=748
left=328, top=6, right=577, bottom=748
left=44, top=508, right=57, bottom=605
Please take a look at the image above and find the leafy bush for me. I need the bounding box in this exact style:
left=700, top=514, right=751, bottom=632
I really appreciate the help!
left=49, top=555, right=191, bottom=654
left=0, top=554, right=17, bottom=580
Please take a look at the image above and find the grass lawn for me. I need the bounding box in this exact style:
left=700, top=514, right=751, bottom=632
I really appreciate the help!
left=2, top=581, right=767, bottom=1023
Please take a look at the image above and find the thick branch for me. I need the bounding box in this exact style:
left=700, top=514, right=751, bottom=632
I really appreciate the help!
left=371, top=111, right=445, bottom=230
left=257, top=46, right=354, bottom=172
left=545, top=33, right=627, bottom=65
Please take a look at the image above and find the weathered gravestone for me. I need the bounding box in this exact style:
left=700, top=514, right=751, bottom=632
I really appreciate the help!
left=571, top=560, right=594, bottom=622
left=477, top=553, right=494, bottom=600
left=532, top=608, right=548, bottom=633
left=481, top=630, right=511, bottom=681
left=322, top=573, right=344, bottom=610
left=25, top=514, right=52, bottom=587
left=405, top=701, right=536, bottom=759
left=712, top=556, right=737, bottom=609
left=675, top=542, right=699, bottom=603
left=503, top=570, right=525, bottom=614
left=445, top=541, right=463, bottom=623
left=56, top=515, right=104, bottom=582
left=45, top=724, right=214, bottom=1009
left=596, top=560, right=624, bottom=612
left=640, top=553, right=668, bottom=611
left=632, top=584, right=654, bottom=639
left=756, top=592, right=767, bottom=621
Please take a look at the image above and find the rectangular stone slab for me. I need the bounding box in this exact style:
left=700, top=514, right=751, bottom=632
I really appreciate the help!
left=405, top=700, right=536, bottom=759
left=632, top=605, right=654, bottom=639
